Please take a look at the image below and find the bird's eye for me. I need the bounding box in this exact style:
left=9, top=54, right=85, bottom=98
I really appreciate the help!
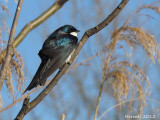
left=70, top=32, right=77, bottom=37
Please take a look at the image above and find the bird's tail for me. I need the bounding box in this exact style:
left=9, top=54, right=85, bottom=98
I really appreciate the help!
left=23, top=61, right=47, bottom=94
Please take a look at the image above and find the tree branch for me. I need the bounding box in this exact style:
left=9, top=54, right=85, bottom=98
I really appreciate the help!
left=0, top=0, right=23, bottom=90
left=15, top=0, right=129, bottom=119
left=94, top=77, right=106, bottom=120
left=0, top=55, right=98, bottom=113
left=13, top=0, right=68, bottom=48
left=0, top=0, right=68, bottom=64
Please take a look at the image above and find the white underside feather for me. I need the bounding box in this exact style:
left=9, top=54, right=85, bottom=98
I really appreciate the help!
left=65, top=49, right=75, bottom=63
left=70, top=32, right=77, bottom=37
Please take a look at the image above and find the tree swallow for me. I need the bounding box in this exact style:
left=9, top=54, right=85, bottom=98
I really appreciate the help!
left=23, top=25, right=79, bottom=93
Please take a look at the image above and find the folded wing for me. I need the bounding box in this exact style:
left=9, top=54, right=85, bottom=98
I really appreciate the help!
left=23, top=35, right=77, bottom=93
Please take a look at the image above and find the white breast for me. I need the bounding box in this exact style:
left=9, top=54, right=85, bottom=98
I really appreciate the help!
left=65, top=49, right=75, bottom=63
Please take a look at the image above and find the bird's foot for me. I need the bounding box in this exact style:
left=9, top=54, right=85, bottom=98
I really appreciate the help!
left=67, top=61, right=71, bottom=65
left=59, top=67, right=62, bottom=71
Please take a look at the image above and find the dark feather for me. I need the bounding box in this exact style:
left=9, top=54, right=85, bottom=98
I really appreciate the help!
left=40, top=43, right=76, bottom=80
left=23, top=35, right=77, bottom=93
left=23, top=59, right=48, bottom=94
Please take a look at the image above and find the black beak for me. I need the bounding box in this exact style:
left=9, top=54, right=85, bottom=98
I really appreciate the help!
left=76, top=30, right=80, bottom=32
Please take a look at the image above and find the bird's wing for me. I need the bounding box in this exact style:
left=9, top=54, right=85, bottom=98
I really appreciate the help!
left=23, top=60, right=47, bottom=93
left=39, top=44, right=75, bottom=81
left=23, top=36, right=77, bottom=93
left=40, top=35, right=77, bottom=58
left=39, top=35, right=78, bottom=81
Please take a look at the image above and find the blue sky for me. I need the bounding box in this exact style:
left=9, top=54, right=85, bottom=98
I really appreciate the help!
left=1, top=0, right=160, bottom=120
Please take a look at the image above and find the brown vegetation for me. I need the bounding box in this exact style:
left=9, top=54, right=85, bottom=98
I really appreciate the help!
left=0, top=0, right=160, bottom=120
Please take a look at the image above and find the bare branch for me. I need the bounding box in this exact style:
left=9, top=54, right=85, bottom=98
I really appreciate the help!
left=14, top=96, right=30, bottom=120
left=0, top=54, right=98, bottom=113
left=0, top=0, right=23, bottom=90
left=15, top=0, right=129, bottom=119
left=0, top=84, right=42, bottom=113
left=13, top=0, right=68, bottom=48
left=61, top=114, right=65, bottom=120
left=66, top=52, right=100, bottom=73
left=0, top=4, right=9, bottom=15
left=94, top=77, right=105, bottom=120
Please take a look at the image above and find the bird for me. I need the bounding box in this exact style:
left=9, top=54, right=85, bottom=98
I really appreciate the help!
left=23, top=25, right=79, bottom=94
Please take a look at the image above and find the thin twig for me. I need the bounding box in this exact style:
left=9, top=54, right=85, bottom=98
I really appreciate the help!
left=66, top=52, right=100, bottom=73
left=61, top=114, right=65, bottom=120
left=0, top=0, right=23, bottom=90
left=13, top=0, right=68, bottom=48
left=98, top=98, right=160, bottom=120
left=0, top=4, right=9, bottom=15
left=94, top=37, right=117, bottom=120
left=15, top=0, right=129, bottom=119
left=0, top=84, right=42, bottom=113
left=94, top=77, right=106, bottom=120
left=0, top=54, right=98, bottom=113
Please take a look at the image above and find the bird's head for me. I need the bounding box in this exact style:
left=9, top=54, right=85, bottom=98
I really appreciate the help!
left=56, top=25, right=80, bottom=37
